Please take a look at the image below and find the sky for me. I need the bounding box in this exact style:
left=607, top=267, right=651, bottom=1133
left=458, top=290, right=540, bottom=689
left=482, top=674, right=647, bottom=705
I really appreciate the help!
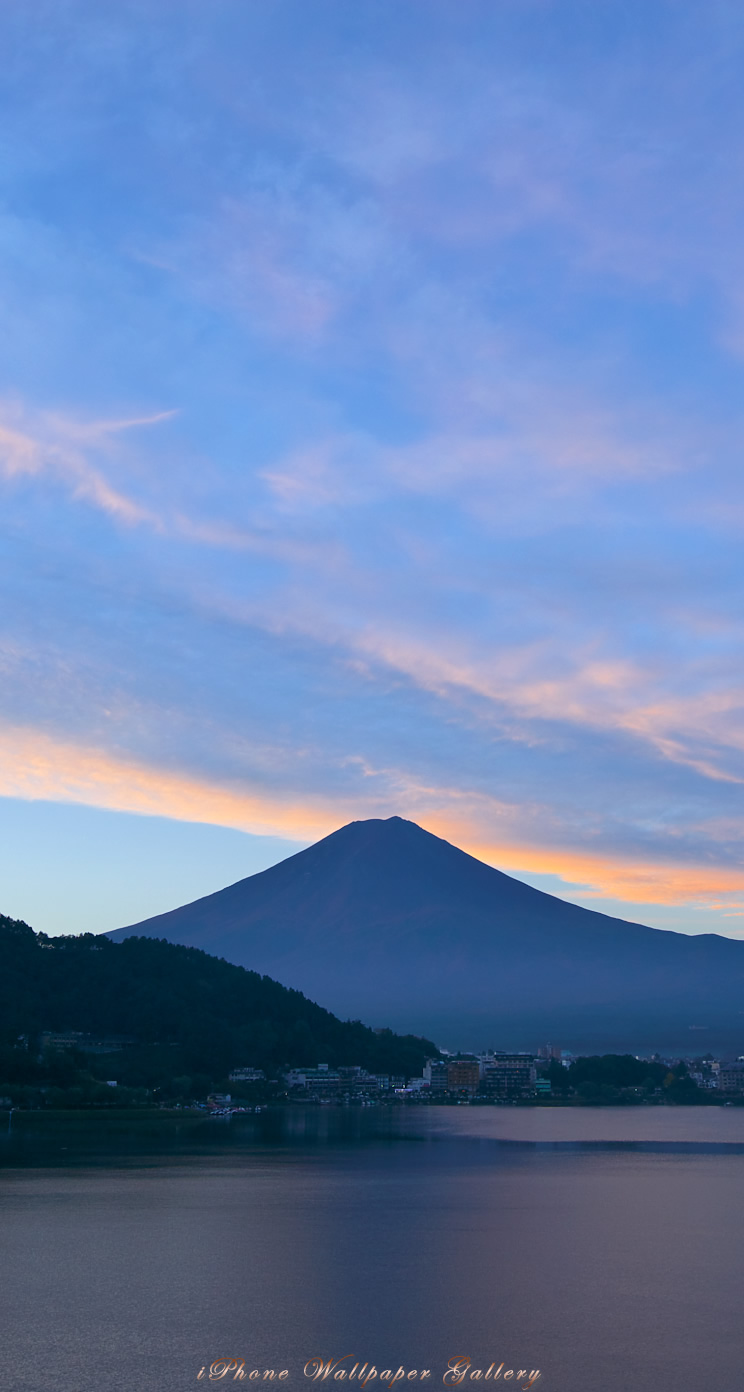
left=3, top=0, right=744, bottom=938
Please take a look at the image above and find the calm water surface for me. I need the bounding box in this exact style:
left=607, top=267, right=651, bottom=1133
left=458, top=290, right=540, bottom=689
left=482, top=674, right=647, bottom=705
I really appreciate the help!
left=2, top=1106, right=743, bottom=1392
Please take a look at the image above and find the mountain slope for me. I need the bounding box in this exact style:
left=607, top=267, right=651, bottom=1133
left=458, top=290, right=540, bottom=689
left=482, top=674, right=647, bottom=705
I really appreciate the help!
left=0, top=913, right=438, bottom=1089
left=108, top=816, right=744, bottom=1052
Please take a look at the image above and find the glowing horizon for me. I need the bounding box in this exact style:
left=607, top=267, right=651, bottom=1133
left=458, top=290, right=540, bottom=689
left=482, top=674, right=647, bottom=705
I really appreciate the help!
left=3, top=721, right=744, bottom=931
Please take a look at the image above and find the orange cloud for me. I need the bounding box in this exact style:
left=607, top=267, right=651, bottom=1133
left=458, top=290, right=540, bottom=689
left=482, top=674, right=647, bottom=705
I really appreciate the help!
left=462, top=837, right=744, bottom=907
left=2, top=722, right=744, bottom=915
left=0, top=724, right=342, bottom=842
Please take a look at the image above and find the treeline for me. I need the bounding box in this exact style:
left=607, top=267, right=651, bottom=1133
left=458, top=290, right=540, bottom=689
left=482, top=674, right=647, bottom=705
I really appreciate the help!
left=539, top=1053, right=705, bottom=1104
left=0, top=914, right=439, bottom=1107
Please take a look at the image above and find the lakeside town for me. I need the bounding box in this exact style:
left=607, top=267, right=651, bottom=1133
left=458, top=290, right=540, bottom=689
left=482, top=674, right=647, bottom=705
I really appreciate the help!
left=5, top=1022, right=744, bottom=1113
left=207, top=1046, right=744, bottom=1112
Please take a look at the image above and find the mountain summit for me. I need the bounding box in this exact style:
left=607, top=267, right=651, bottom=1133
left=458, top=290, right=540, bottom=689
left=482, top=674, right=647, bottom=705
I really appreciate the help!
left=108, top=816, right=744, bottom=1052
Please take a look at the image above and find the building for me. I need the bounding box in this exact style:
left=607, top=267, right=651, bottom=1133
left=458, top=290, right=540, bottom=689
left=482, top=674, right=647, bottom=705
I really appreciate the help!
left=338, top=1066, right=387, bottom=1095
left=480, top=1054, right=537, bottom=1100
left=447, top=1059, right=480, bottom=1096
left=284, top=1065, right=341, bottom=1097
left=39, top=1031, right=83, bottom=1052
left=283, top=1065, right=389, bottom=1099
left=424, top=1060, right=449, bottom=1094
left=718, top=1065, right=744, bottom=1095
left=38, top=1030, right=134, bottom=1056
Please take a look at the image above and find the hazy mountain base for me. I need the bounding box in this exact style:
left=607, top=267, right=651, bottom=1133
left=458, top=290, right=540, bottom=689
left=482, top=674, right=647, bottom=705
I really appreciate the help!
left=0, top=915, right=726, bottom=1112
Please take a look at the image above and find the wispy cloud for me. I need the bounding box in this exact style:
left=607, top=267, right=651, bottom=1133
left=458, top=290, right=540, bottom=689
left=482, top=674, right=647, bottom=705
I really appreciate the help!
left=346, top=627, right=744, bottom=787
left=0, top=403, right=174, bottom=525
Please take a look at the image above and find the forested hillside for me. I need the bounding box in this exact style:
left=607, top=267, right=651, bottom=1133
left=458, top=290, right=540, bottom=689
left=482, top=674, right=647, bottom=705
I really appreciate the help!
left=0, top=914, right=438, bottom=1106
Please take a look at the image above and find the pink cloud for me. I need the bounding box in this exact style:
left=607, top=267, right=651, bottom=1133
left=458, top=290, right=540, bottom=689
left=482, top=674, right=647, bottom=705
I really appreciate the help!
left=0, top=402, right=174, bottom=527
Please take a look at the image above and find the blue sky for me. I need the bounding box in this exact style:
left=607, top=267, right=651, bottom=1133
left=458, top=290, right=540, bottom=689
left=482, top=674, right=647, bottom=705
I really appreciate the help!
left=3, top=1, right=744, bottom=937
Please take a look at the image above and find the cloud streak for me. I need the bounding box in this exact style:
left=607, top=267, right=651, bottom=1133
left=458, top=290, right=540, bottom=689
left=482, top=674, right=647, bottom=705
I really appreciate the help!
left=3, top=719, right=744, bottom=915
left=0, top=404, right=175, bottom=525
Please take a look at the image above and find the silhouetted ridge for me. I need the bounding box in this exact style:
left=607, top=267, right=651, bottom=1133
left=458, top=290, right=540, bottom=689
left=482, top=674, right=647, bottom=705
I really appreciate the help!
left=0, top=917, right=439, bottom=1096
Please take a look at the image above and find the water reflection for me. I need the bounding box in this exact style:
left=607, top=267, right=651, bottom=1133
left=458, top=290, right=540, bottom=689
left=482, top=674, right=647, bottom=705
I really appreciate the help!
left=4, top=1104, right=744, bottom=1168
left=2, top=1108, right=744, bottom=1392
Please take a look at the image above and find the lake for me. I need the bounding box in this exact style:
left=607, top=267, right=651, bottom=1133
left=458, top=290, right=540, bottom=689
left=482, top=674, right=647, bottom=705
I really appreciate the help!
left=2, top=1105, right=743, bottom=1392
